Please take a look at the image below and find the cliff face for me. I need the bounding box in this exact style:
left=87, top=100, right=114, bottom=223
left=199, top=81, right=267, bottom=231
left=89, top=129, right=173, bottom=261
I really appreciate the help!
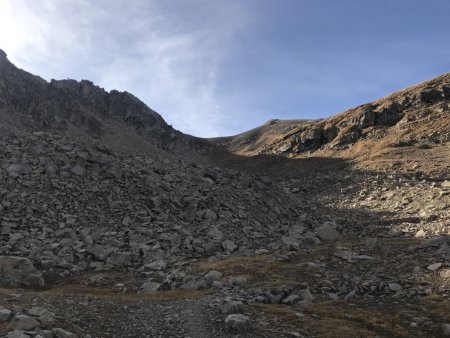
left=0, top=49, right=212, bottom=158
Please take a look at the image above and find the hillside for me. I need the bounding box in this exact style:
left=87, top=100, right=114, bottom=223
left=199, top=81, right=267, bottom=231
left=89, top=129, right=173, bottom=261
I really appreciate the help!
left=0, top=50, right=449, bottom=338
left=0, top=49, right=212, bottom=160
left=213, top=74, right=450, bottom=176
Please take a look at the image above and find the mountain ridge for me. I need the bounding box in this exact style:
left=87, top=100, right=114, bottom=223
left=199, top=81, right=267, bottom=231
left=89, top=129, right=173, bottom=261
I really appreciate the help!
left=0, top=48, right=213, bottom=160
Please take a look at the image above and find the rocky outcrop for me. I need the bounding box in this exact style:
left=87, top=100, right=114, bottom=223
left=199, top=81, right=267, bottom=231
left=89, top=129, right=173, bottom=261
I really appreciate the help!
left=213, top=73, right=450, bottom=160
left=0, top=49, right=212, bottom=158
left=0, top=256, right=44, bottom=287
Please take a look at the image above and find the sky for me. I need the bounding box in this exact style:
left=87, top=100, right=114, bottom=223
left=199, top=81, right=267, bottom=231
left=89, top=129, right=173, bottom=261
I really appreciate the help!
left=0, top=0, right=449, bottom=137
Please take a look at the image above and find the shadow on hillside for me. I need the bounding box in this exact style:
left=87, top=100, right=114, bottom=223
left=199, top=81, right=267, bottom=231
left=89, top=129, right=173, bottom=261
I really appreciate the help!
left=210, top=151, right=352, bottom=178
left=211, top=148, right=449, bottom=248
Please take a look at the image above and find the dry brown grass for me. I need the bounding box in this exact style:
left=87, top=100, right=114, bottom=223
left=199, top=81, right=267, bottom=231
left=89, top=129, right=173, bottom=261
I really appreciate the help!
left=254, top=299, right=450, bottom=338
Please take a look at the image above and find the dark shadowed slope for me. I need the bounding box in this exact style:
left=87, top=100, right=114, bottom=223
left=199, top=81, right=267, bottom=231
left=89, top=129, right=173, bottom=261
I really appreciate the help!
left=0, top=49, right=212, bottom=160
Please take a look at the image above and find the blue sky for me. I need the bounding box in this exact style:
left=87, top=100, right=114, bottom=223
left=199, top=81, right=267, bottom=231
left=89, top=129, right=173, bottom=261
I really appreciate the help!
left=0, top=0, right=449, bottom=137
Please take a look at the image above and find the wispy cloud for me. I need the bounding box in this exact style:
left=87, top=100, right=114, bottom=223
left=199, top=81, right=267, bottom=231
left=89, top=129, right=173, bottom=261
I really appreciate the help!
left=1, top=1, right=449, bottom=137
left=0, top=0, right=248, bottom=136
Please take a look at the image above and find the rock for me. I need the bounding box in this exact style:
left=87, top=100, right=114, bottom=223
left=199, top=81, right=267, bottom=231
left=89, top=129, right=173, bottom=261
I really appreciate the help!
left=0, top=308, right=12, bottom=322
left=427, top=263, right=442, bottom=271
left=300, top=128, right=323, bottom=146
left=183, top=270, right=223, bottom=290
left=141, top=281, right=162, bottom=293
left=420, top=88, right=443, bottom=103
left=282, top=294, right=300, bottom=305
left=388, top=283, right=402, bottom=291
left=53, top=328, right=76, bottom=338
left=225, top=314, right=251, bottom=332
left=345, top=289, right=357, bottom=302
left=221, top=300, right=245, bottom=314
left=7, top=314, right=41, bottom=331
left=70, top=165, right=85, bottom=176
left=206, top=270, right=222, bottom=282
left=143, top=260, right=167, bottom=271
left=0, top=256, right=45, bottom=287
left=439, top=269, right=450, bottom=279
left=86, top=244, right=118, bottom=261
left=441, top=323, right=450, bottom=336
left=281, top=236, right=300, bottom=250
left=221, top=240, right=237, bottom=252
left=302, top=288, right=314, bottom=302
left=415, top=229, right=427, bottom=238
left=5, top=164, right=32, bottom=177
left=6, top=331, right=30, bottom=338
left=315, top=222, right=341, bottom=241
left=27, top=307, right=55, bottom=326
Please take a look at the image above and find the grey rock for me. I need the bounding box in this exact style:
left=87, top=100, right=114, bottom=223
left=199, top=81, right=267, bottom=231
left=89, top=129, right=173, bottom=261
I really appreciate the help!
left=441, top=323, right=450, bottom=336
left=53, top=328, right=76, bottom=338
left=7, top=314, right=41, bottom=330
left=221, top=300, right=244, bottom=314
left=282, top=294, right=300, bottom=305
left=225, top=314, right=251, bottom=332
left=0, top=308, right=12, bottom=322
left=221, top=240, right=237, bottom=252
left=427, top=262, right=442, bottom=271
left=388, top=283, right=402, bottom=291
left=27, top=307, right=55, bottom=326
left=6, top=331, right=31, bottom=338
left=315, top=222, right=341, bottom=241
left=5, top=164, right=32, bottom=177
left=281, top=236, right=300, bottom=250
left=0, top=256, right=45, bottom=287
left=141, top=281, right=162, bottom=293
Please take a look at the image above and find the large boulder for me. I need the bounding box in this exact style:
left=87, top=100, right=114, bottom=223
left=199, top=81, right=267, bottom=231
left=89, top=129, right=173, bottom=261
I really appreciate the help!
left=420, top=88, right=443, bottom=104
left=0, top=256, right=45, bottom=287
left=7, top=314, right=41, bottom=331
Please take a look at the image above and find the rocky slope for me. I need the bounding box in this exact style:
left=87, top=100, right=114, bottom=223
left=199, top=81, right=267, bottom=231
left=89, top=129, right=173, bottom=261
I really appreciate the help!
left=213, top=74, right=450, bottom=175
left=0, top=49, right=212, bottom=159
left=0, top=50, right=449, bottom=337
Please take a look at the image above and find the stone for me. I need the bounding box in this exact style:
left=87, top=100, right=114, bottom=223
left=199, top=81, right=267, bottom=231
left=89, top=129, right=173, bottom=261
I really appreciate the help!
left=70, top=165, right=85, bottom=176
left=439, top=269, right=450, bottom=279
left=0, top=308, right=12, bottom=322
left=86, top=244, right=118, bottom=261
left=182, top=270, right=222, bottom=290
left=281, top=236, right=300, bottom=250
left=5, top=164, right=32, bottom=177
left=206, top=270, right=222, bottom=282
left=441, top=323, right=450, bottom=336
left=141, top=281, right=162, bottom=293
left=6, top=331, right=30, bottom=338
left=27, top=307, right=55, bottom=326
left=143, top=260, right=167, bottom=271
left=282, top=294, right=300, bottom=305
left=388, top=283, right=402, bottom=291
left=414, top=229, right=427, bottom=238
left=225, top=314, right=251, bottom=332
left=0, top=256, right=45, bottom=287
left=53, top=328, right=76, bottom=338
left=221, top=240, right=237, bottom=252
left=7, top=314, right=41, bottom=330
left=315, top=222, right=341, bottom=241
left=221, top=300, right=245, bottom=314
left=427, top=263, right=442, bottom=271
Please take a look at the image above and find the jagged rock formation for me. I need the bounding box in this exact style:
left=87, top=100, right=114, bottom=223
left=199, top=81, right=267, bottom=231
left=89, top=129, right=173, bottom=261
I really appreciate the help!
left=0, top=49, right=211, bottom=158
